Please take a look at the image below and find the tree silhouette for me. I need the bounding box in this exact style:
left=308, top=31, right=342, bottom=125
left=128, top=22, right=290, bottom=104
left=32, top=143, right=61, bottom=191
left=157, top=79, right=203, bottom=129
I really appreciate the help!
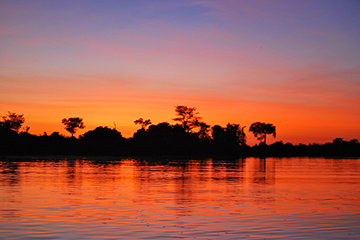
left=249, top=122, right=276, bottom=145
left=2, top=105, right=360, bottom=157
left=197, top=122, right=211, bottom=140
left=173, top=105, right=202, bottom=133
left=211, top=125, right=224, bottom=141
left=20, top=126, right=30, bottom=134
left=225, top=123, right=247, bottom=146
left=211, top=124, right=246, bottom=146
left=134, top=118, right=152, bottom=130
left=1, top=112, right=25, bottom=132
left=61, top=117, right=85, bottom=137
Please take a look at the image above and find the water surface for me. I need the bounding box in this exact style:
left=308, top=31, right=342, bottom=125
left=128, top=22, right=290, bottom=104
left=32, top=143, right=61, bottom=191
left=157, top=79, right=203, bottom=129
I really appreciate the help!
left=1, top=157, right=359, bottom=239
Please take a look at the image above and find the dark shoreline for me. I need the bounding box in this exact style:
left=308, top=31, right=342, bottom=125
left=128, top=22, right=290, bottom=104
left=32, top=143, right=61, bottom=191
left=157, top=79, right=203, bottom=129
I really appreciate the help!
left=1, top=126, right=359, bottom=159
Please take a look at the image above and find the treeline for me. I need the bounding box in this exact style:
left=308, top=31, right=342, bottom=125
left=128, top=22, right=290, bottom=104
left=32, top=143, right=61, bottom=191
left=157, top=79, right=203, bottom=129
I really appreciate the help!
left=0, top=107, right=359, bottom=157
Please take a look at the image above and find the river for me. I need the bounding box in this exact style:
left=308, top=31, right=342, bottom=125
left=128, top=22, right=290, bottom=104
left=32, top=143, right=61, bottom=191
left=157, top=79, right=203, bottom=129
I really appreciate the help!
left=1, top=157, right=359, bottom=239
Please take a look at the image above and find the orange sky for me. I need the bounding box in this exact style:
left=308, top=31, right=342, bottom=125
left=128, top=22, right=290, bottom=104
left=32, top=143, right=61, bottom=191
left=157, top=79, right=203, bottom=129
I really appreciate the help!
left=1, top=1, right=359, bottom=145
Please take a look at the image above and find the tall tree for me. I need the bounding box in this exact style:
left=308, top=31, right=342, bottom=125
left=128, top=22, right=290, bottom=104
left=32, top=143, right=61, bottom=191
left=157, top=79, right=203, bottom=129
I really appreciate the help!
left=211, top=124, right=246, bottom=146
left=197, top=122, right=211, bottom=140
left=1, top=112, right=25, bottom=132
left=61, top=117, right=85, bottom=137
left=249, top=122, right=276, bottom=145
left=225, top=123, right=247, bottom=146
left=134, top=118, right=152, bottom=130
left=172, top=105, right=202, bottom=133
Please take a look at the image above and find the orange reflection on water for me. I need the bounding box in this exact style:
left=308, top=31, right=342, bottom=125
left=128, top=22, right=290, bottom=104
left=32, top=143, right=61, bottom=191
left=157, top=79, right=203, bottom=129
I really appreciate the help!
left=0, top=158, right=360, bottom=239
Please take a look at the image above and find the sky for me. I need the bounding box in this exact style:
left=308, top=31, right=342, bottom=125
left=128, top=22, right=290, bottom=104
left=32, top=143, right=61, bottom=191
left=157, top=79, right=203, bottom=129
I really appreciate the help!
left=1, top=0, right=359, bottom=145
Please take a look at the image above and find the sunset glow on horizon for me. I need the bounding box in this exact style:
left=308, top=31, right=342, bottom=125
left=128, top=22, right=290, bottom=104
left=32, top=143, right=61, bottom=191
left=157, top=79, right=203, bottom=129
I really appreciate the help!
left=1, top=0, right=359, bottom=145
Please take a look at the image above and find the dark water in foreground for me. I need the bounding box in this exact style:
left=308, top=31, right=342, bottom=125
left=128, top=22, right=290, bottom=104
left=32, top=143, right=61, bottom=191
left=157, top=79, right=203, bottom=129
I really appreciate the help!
left=0, top=157, right=359, bottom=239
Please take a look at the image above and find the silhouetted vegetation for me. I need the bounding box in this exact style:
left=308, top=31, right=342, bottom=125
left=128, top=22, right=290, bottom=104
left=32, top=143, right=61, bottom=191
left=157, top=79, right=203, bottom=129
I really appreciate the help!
left=134, top=118, right=152, bottom=130
left=173, top=105, right=202, bottom=133
left=211, top=124, right=248, bottom=156
left=1, top=112, right=26, bottom=132
left=61, top=117, right=85, bottom=137
left=0, top=108, right=359, bottom=157
left=249, top=122, right=276, bottom=145
left=80, top=126, right=126, bottom=155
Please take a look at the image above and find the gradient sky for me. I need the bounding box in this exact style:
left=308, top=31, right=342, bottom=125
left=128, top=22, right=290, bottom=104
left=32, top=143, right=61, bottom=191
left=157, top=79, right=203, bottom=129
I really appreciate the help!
left=1, top=0, right=359, bottom=145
